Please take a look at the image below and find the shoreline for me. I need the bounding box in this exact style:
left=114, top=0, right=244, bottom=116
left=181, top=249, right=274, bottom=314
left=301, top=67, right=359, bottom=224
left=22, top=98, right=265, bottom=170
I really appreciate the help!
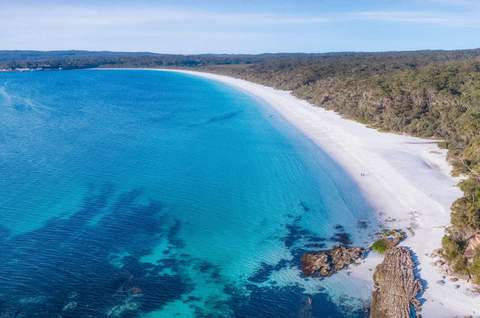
left=93, top=67, right=478, bottom=315
left=159, top=69, right=479, bottom=316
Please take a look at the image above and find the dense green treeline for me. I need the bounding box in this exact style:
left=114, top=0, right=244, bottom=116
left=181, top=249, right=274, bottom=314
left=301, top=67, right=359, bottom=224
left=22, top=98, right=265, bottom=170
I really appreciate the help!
left=0, top=50, right=268, bottom=69
left=2, top=49, right=480, bottom=70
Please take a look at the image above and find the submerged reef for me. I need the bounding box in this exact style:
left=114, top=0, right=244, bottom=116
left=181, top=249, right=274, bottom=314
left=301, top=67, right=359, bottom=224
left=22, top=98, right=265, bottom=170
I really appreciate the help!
left=0, top=186, right=193, bottom=317
left=0, top=185, right=369, bottom=318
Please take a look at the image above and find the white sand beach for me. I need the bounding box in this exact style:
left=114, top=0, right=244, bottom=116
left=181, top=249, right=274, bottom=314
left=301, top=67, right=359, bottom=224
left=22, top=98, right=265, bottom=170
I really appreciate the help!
left=164, top=69, right=480, bottom=317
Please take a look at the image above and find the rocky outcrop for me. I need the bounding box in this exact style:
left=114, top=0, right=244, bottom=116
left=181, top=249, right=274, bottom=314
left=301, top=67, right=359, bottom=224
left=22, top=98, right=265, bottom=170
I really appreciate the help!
left=301, top=246, right=365, bottom=277
left=371, top=228, right=407, bottom=253
left=370, top=247, right=422, bottom=318
left=383, top=229, right=406, bottom=246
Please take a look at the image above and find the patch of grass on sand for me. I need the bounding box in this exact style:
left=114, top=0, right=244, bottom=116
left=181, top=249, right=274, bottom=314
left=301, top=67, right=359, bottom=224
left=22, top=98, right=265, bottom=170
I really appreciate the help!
left=372, top=238, right=389, bottom=254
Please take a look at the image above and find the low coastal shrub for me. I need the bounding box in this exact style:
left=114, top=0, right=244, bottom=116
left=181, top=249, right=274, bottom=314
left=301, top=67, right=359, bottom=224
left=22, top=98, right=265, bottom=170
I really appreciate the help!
left=451, top=256, right=468, bottom=274
left=441, top=236, right=463, bottom=261
left=371, top=239, right=388, bottom=254
left=469, top=256, right=480, bottom=283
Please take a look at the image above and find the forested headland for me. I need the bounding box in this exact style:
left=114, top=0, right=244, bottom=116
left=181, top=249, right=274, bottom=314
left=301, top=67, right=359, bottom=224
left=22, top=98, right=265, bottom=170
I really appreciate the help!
left=2, top=49, right=480, bottom=282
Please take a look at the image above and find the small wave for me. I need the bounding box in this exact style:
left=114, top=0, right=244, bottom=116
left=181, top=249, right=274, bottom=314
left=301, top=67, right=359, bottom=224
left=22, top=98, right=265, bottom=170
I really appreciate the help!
left=0, top=84, right=53, bottom=114
left=0, top=85, right=13, bottom=106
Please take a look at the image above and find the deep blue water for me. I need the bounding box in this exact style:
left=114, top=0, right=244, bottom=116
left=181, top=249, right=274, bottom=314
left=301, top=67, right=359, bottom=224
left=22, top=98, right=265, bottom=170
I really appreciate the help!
left=0, top=70, right=377, bottom=317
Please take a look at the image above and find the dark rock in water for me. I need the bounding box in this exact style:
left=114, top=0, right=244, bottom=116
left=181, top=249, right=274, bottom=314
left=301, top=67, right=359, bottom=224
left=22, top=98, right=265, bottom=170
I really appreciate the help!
left=357, top=220, right=369, bottom=229
left=301, top=246, right=365, bottom=277
left=330, top=232, right=352, bottom=245
left=299, top=201, right=310, bottom=212
left=330, top=225, right=353, bottom=245
left=370, top=246, right=422, bottom=318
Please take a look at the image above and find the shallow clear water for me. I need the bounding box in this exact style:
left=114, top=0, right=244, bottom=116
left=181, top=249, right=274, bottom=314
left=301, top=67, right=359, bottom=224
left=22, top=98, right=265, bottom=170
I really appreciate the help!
left=0, top=70, right=377, bottom=317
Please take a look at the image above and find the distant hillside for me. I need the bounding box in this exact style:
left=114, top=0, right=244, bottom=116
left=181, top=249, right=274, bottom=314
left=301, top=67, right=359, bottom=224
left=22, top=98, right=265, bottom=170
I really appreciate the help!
left=0, top=50, right=267, bottom=69
left=0, top=50, right=157, bottom=61
left=2, top=49, right=480, bottom=70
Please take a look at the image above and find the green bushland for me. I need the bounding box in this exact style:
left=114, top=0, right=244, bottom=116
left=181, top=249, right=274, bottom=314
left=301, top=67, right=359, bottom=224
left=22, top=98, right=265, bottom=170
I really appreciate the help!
left=442, top=236, right=463, bottom=261
left=371, top=239, right=389, bottom=254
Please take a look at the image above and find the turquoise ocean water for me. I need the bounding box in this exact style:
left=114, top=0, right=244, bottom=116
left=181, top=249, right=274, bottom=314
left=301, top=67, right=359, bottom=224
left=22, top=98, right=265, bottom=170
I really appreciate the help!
left=0, top=70, right=377, bottom=317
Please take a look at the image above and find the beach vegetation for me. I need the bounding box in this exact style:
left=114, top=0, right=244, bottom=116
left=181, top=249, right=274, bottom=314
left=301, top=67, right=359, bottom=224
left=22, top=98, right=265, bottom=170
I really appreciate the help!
left=441, top=236, right=463, bottom=261
left=469, top=252, right=480, bottom=283
left=452, top=255, right=468, bottom=274
left=371, top=238, right=388, bottom=254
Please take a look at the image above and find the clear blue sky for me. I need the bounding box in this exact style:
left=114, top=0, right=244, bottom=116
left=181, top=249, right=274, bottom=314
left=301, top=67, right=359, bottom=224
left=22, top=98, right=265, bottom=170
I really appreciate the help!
left=1, top=0, right=479, bottom=54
